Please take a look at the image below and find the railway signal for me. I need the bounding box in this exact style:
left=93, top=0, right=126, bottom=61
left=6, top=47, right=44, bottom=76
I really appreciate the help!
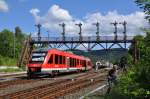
left=110, top=21, right=118, bottom=41
left=59, top=23, right=66, bottom=41
left=35, top=24, right=42, bottom=41
left=75, top=22, right=82, bottom=41
left=119, top=21, right=127, bottom=48
left=93, top=22, right=100, bottom=41
left=119, top=21, right=127, bottom=40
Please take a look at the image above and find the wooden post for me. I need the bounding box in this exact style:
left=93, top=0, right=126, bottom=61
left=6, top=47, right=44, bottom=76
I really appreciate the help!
left=133, top=39, right=137, bottom=64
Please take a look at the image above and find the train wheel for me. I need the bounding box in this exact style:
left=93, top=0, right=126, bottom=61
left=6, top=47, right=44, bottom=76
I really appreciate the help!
left=77, top=69, right=81, bottom=73
left=50, top=73, right=55, bottom=78
left=27, top=71, right=32, bottom=79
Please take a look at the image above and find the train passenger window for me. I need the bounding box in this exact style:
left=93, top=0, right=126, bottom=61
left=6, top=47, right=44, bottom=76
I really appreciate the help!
left=70, top=58, right=71, bottom=66
left=48, top=54, right=53, bottom=64
left=59, top=55, right=62, bottom=64
left=70, top=58, right=72, bottom=67
left=75, top=59, right=76, bottom=66
left=63, top=56, right=66, bottom=64
left=71, top=58, right=74, bottom=67
left=80, top=60, right=82, bottom=65
left=84, top=60, right=86, bottom=66
left=55, top=54, right=58, bottom=64
left=77, top=60, right=79, bottom=65
left=72, top=58, right=74, bottom=67
left=74, top=59, right=75, bottom=67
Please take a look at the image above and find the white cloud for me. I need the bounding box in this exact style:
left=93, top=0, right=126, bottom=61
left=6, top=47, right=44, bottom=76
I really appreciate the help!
left=30, top=4, right=149, bottom=36
left=0, top=0, right=9, bottom=12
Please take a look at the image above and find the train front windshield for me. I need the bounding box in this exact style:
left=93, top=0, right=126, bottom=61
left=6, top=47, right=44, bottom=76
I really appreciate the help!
left=30, top=52, right=47, bottom=63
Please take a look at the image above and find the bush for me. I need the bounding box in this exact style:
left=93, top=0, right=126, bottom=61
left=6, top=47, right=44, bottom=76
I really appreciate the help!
left=106, top=32, right=150, bottom=99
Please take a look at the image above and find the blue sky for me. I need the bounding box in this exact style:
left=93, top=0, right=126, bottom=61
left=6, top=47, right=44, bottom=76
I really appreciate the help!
left=0, top=0, right=148, bottom=36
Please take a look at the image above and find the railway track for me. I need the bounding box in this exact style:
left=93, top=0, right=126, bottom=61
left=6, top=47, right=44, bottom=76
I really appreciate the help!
left=0, top=72, right=26, bottom=79
left=0, top=70, right=93, bottom=90
left=0, top=79, right=41, bottom=89
left=0, top=70, right=107, bottom=99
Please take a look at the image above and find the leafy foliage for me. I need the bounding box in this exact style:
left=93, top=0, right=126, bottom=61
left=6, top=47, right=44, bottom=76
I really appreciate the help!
left=135, top=0, right=150, bottom=22
left=106, top=1, right=150, bottom=98
left=106, top=31, right=150, bottom=99
left=70, top=48, right=128, bottom=65
left=0, top=27, right=26, bottom=66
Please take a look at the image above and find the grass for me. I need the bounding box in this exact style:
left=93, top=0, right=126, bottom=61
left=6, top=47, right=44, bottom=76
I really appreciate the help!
left=0, top=68, right=23, bottom=72
left=0, top=56, right=17, bottom=66
left=0, top=55, right=24, bottom=72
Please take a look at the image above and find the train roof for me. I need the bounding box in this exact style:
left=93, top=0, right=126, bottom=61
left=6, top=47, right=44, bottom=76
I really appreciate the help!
left=33, top=48, right=91, bottom=61
left=49, top=49, right=84, bottom=58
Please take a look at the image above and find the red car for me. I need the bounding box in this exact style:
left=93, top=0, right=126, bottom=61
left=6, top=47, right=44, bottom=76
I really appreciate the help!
left=27, top=49, right=93, bottom=77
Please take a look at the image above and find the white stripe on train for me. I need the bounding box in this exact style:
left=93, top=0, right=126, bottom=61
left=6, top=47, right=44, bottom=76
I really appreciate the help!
left=41, top=67, right=92, bottom=71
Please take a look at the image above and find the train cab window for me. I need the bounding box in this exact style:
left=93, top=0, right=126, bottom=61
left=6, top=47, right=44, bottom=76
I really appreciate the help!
left=59, top=55, right=62, bottom=64
left=48, top=54, right=53, bottom=64
left=30, top=52, right=47, bottom=63
left=55, top=54, right=59, bottom=64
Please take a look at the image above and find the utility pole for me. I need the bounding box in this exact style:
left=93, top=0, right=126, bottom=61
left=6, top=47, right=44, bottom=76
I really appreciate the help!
left=75, top=23, right=82, bottom=41
left=59, top=23, right=66, bottom=41
left=13, top=33, right=15, bottom=58
left=35, top=24, right=42, bottom=41
left=93, top=22, right=100, bottom=41
left=47, top=31, right=50, bottom=41
left=111, top=21, right=118, bottom=41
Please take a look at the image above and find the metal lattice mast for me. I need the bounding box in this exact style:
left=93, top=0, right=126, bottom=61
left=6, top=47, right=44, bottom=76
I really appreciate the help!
left=93, top=22, right=100, bottom=41
left=111, top=21, right=118, bottom=41
left=119, top=21, right=127, bottom=48
left=75, top=23, right=82, bottom=41
left=119, top=21, right=127, bottom=41
left=47, top=31, right=50, bottom=41
left=35, top=24, right=42, bottom=41
left=59, top=23, right=66, bottom=41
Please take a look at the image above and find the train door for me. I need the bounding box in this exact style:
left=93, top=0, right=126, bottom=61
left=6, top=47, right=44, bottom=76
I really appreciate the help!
left=66, top=57, right=70, bottom=70
left=86, top=61, right=89, bottom=70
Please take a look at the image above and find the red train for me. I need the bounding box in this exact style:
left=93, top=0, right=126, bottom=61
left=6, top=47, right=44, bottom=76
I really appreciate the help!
left=27, top=49, right=93, bottom=77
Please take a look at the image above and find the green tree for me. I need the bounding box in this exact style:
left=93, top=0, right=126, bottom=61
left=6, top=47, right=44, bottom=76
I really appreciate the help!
left=135, top=0, right=150, bottom=22
left=15, top=26, right=22, bottom=37
left=14, top=26, right=26, bottom=58
left=0, top=29, right=14, bottom=57
left=0, top=28, right=26, bottom=66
